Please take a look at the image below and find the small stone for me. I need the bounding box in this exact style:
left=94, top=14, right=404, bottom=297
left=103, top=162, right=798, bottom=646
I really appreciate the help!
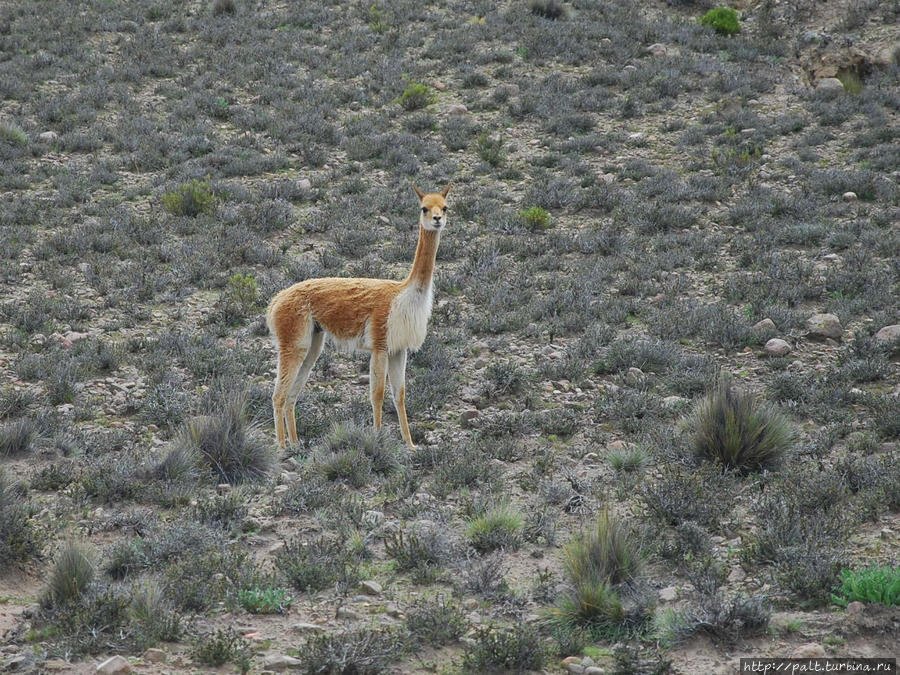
left=263, top=654, right=303, bottom=672
left=433, top=81, right=448, bottom=91
left=727, top=566, right=747, bottom=583
left=446, top=103, right=469, bottom=115
left=880, top=528, right=893, bottom=540
left=608, top=440, right=628, bottom=452
left=646, top=43, right=668, bottom=56
left=38, top=130, right=58, bottom=143
left=842, top=191, right=858, bottom=202
left=460, top=410, right=479, bottom=428
left=662, top=395, right=687, bottom=408
left=562, top=656, right=582, bottom=666
left=291, top=622, right=325, bottom=634
left=336, top=607, right=361, bottom=620
left=582, top=656, right=596, bottom=667
left=359, top=580, right=383, bottom=596
left=385, top=602, right=403, bottom=618
left=298, top=178, right=312, bottom=191
left=362, top=510, right=384, bottom=526
left=874, top=325, right=900, bottom=346
left=846, top=601, right=865, bottom=615
left=806, top=313, right=843, bottom=341
left=816, top=77, right=845, bottom=94
left=96, top=656, right=131, bottom=674
left=568, top=664, right=585, bottom=674
left=752, top=318, right=776, bottom=333
left=2, top=656, right=27, bottom=672
left=463, top=598, right=479, bottom=610
left=625, top=367, right=645, bottom=386
left=764, top=338, right=792, bottom=357
left=43, top=660, right=69, bottom=671
left=793, top=644, right=826, bottom=658
left=585, top=669, right=605, bottom=675
left=142, top=649, right=166, bottom=664
left=658, top=586, right=678, bottom=602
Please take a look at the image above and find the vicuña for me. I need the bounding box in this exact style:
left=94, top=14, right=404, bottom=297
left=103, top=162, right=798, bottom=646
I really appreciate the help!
left=266, top=185, right=450, bottom=449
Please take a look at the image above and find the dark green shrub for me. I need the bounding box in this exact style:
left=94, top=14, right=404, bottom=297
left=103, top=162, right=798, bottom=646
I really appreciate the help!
left=0, top=471, right=42, bottom=565
left=643, top=463, right=738, bottom=527
left=297, top=627, right=404, bottom=674
left=684, top=379, right=794, bottom=472
left=43, top=541, right=94, bottom=608
left=161, top=178, right=215, bottom=217
left=405, top=596, right=468, bottom=647
left=275, top=536, right=360, bottom=593
left=193, top=627, right=252, bottom=671
left=461, top=623, right=545, bottom=673
left=384, top=524, right=455, bottom=583
left=700, top=7, right=740, bottom=35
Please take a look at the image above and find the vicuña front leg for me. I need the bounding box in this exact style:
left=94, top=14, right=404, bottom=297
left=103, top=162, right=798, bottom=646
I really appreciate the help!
left=370, top=350, right=387, bottom=430
left=388, top=349, right=415, bottom=448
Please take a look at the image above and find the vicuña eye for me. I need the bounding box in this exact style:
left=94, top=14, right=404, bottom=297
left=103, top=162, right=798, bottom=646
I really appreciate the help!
left=422, top=207, right=429, bottom=213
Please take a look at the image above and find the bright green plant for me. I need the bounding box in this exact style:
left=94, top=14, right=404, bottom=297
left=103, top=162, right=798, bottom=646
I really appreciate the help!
left=517, top=206, right=552, bottom=231
left=832, top=566, right=900, bottom=607
left=224, top=273, right=258, bottom=314
left=398, top=78, right=436, bottom=111
left=700, top=7, right=740, bottom=35
left=237, top=586, right=292, bottom=614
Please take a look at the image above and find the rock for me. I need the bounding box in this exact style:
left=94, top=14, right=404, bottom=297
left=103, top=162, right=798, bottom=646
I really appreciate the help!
left=460, top=409, right=479, bottom=428
left=96, top=656, right=131, bottom=674
left=562, top=656, right=582, bottom=667
left=646, top=43, right=668, bottom=56
left=359, top=580, right=382, bottom=596
left=263, top=654, right=303, bottom=671
left=362, top=510, right=384, bottom=526
left=816, top=77, right=845, bottom=95
left=433, top=81, right=448, bottom=91
left=764, top=338, right=792, bottom=357
left=2, top=655, right=27, bottom=671
left=298, top=178, right=312, bottom=191
left=385, top=602, right=403, bottom=618
left=43, top=660, right=69, bottom=671
left=793, top=644, right=826, bottom=658
left=38, top=130, right=58, bottom=143
left=585, top=669, right=605, bottom=675
left=608, top=440, right=628, bottom=452
left=752, top=318, right=776, bottom=333
left=874, top=325, right=900, bottom=346
left=463, top=598, right=479, bottom=610
left=582, top=656, right=596, bottom=667
left=658, top=586, right=678, bottom=602
left=842, top=191, right=858, bottom=202
left=806, top=313, right=842, bottom=341
left=291, top=622, right=325, bottom=634
left=568, top=665, right=585, bottom=674
left=446, top=104, right=469, bottom=115
left=727, top=566, right=747, bottom=583
left=625, top=367, right=645, bottom=386
left=846, top=601, right=865, bottom=615
left=662, top=395, right=687, bottom=408
left=142, top=649, right=166, bottom=664
left=881, top=528, right=893, bottom=540
left=336, top=607, right=361, bottom=620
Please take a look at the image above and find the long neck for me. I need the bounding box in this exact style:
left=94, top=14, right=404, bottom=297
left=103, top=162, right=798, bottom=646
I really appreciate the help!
left=404, top=225, right=440, bottom=290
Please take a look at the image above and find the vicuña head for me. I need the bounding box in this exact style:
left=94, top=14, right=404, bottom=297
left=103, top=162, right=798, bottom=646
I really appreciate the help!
left=266, top=184, right=451, bottom=450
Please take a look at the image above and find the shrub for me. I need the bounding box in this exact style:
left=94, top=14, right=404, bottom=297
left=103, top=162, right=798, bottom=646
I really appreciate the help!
left=43, top=541, right=94, bottom=609
left=642, top=463, right=738, bottom=528
left=475, top=133, right=504, bottom=167
left=405, top=596, right=468, bottom=647
left=180, top=393, right=274, bottom=484
left=832, top=567, right=900, bottom=607
left=128, top=581, right=183, bottom=649
left=275, top=536, right=360, bottom=593
left=684, top=379, right=794, bottom=473
left=161, top=178, right=215, bottom=217
left=0, top=121, right=28, bottom=146
left=220, top=273, right=258, bottom=322
left=0, top=471, right=42, bottom=566
left=384, top=523, right=455, bottom=583
left=398, top=80, right=436, bottom=111
left=482, top=359, right=527, bottom=397
left=517, top=206, right=552, bottom=231
left=0, top=418, right=37, bottom=457
left=461, top=623, right=545, bottom=673
left=529, top=0, right=566, bottom=19
left=237, top=586, right=292, bottom=614
left=700, top=7, right=740, bottom=35
left=467, top=503, right=524, bottom=553
left=297, top=627, right=403, bottom=674
left=608, top=446, right=648, bottom=473
left=193, top=627, right=252, bottom=671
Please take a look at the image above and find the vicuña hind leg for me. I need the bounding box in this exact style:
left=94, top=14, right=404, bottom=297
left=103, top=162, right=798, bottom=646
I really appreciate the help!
left=370, top=350, right=387, bottom=430
left=272, top=347, right=306, bottom=448
left=388, top=349, right=415, bottom=448
left=285, top=329, right=324, bottom=443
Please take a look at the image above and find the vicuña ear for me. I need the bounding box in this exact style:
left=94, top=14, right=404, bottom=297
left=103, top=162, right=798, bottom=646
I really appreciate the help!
left=413, top=186, right=425, bottom=200
left=441, top=183, right=451, bottom=198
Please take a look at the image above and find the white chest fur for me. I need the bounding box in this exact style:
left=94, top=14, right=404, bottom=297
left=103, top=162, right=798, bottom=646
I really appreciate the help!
left=387, top=283, right=433, bottom=353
